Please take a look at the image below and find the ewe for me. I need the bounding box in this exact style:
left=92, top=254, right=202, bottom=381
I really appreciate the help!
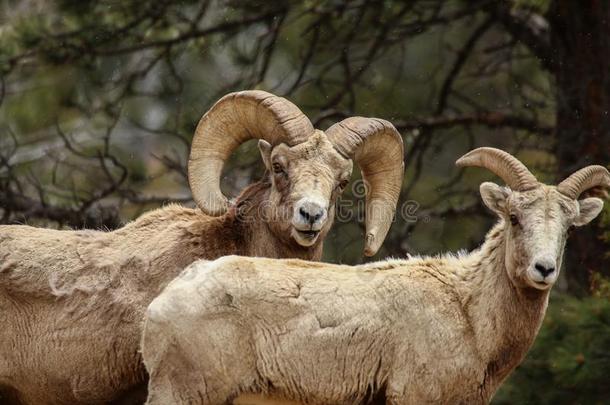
left=0, top=90, right=404, bottom=404
left=142, top=147, right=609, bottom=405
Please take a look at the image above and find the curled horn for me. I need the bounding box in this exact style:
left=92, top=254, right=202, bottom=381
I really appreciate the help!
left=326, top=117, right=405, bottom=257
left=188, top=90, right=314, bottom=216
left=455, top=147, right=539, bottom=191
left=557, top=165, right=610, bottom=200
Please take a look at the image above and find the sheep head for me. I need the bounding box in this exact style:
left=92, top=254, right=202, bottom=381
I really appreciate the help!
left=188, top=90, right=404, bottom=256
left=457, top=147, right=609, bottom=291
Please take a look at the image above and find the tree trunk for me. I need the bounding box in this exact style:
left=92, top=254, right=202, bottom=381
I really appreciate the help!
left=549, top=0, right=610, bottom=292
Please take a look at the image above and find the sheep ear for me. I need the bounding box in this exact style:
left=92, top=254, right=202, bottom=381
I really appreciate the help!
left=258, top=140, right=272, bottom=170
left=480, top=182, right=509, bottom=216
left=574, top=197, right=604, bottom=227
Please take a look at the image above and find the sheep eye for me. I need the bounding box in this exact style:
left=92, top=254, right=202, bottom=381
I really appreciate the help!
left=272, top=163, right=284, bottom=174
left=338, top=179, right=349, bottom=190
left=509, top=214, right=519, bottom=226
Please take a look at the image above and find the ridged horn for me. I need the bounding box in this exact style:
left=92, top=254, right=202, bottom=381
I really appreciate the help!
left=188, top=90, right=314, bottom=215
left=455, top=147, right=538, bottom=191
left=557, top=165, right=610, bottom=200
left=326, top=117, right=405, bottom=257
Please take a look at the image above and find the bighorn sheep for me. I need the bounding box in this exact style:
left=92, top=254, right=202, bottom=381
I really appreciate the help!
left=0, top=90, right=404, bottom=404
left=142, top=147, right=609, bottom=405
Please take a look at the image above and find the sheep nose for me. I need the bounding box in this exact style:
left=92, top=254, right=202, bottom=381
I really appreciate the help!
left=299, top=202, right=325, bottom=225
left=534, top=261, right=556, bottom=277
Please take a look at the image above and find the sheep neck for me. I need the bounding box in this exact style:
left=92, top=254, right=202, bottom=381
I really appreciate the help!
left=460, top=221, right=550, bottom=391
left=113, top=179, right=325, bottom=303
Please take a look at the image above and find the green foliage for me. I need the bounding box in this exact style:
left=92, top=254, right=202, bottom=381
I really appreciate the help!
left=494, top=281, right=610, bottom=405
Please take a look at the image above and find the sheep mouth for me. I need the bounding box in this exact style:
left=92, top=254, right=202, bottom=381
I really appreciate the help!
left=531, top=280, right=551, bottom=290
left=292, top=228, right=321, bottom=246
left=296, top=229, right=320, bottom=239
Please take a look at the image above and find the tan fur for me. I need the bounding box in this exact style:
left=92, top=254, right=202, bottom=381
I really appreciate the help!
left=142, top=184, right=605, bottom=405
left=0, top=141, right=350, bottom=405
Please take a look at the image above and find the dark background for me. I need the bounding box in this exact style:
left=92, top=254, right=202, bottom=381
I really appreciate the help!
left=1, top=1, right=609, bottom=403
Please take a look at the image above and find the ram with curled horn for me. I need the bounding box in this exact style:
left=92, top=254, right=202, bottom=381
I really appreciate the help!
left=0, top=90, right=404, bottom=404
left=142, top=147, right=609, bottom=405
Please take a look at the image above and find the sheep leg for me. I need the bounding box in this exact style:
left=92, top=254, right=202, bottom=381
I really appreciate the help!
left=146, top=347, right=237, bottom=405
left=146, top=359, right=242, bottom=405
left=385, top=395, right=426, bottom=405
left=384, top=375, right=435, bottom=405
left=145, top=373, right=181, bottom=405
left=144, top=316, right=257, bottom=405
left=146, top=370, right=216, bottom=405
left=143, top=315, right=207, bottom=404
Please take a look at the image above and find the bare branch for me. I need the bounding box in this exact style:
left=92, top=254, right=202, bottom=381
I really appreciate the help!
left=0, top=190, right=121, bottom=229
left=95, top=11, right=279, bottom=56
left=437, top=17, right=494, bottom=114
left=395, top=112, right=553, bottom=135
left=485, top=2, right=554, bottom=71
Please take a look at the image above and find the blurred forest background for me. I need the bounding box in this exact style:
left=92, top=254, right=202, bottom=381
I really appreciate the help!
left=0, top=0, right=608, bottom=403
